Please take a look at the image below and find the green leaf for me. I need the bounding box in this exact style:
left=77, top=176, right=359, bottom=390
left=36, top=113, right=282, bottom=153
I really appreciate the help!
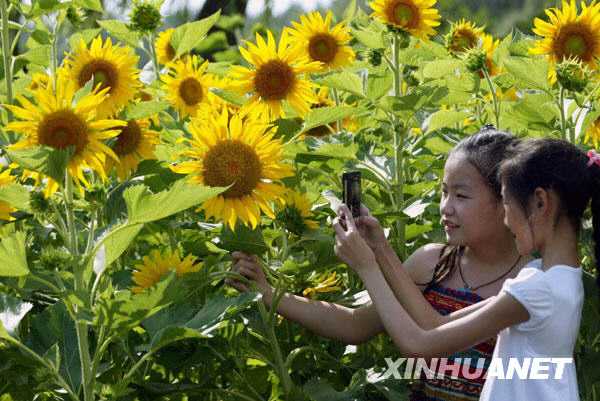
left=318, top=72, right=364, bottom=97
left=72, top=78, right=95, bottom=106
left=97, top=20, right=139, bottom=47
left=303, top=106, right=358, bottom=131
left=0, top=232, right=29, bottom=277
left=424, top=137, right=453, bottom=154
left=68, top=28, right=102, bottom=50
left=93, top=223, right=144, bottom=274
left=422, top=59, right=463, bottom=79
left=0, top=183, right=30, bottom=212
left=211, top=88, right=246, bottom=106
left=123, top=180, right=227, bottom=224
left=405, top=223, right=432, bottom=240
left=343, top=0, right=357, bottom=21
left=7, top=146, right=73, bottom=185
left=125, top=101, right=170, bottom=120
left=351, top=27, right=385, bottom=49
left=304, top=378, right=356, bottom=401
left=426, top=110, right=470, bottom=132
left=172, top=11, right=221, bottom=58
left=148, top=292, right=259, bottom=350
left=384, top=85, right=448, bottom=113
left=503, top=56, right=550, bottom=91
left=296, top=142, right=359, bottom=163
left=367, top=73, right=393, bottom=99
left=219, top=223, right=268, bottom=255
left=273, top=118, right=303, bottom=142
left=73, top=0, right=103, bottom=12
left=0, top=320, right=8, bottom=339
left=22, top=45, right=51, bottom=66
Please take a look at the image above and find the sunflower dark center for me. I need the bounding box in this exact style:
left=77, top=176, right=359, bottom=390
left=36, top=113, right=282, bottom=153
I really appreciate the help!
left=178, top=78, right=203, bottom=106
left=308, top=33, right=338, bottom=63
left=113, top=120, right=142, bottom=156
left=78, top=59, right=118, bottom=93
left=387, top=1, right=419, bottom=28
left=202, top=140, right=262, bottom=198
left=166, top=43, right=176, bottom=61
left=450, top=30, right=478, bottom=52
left=555, top=24, right=595, bottom=61
left=38, top=110, right=88, bottom=154
left=254, top=60, right=295, bottom=100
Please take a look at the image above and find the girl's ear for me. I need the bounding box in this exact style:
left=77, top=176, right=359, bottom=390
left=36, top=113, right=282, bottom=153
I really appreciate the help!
left=531, top=187, right=551, bottom=217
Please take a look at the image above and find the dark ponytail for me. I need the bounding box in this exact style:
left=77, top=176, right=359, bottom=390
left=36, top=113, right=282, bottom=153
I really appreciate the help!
left=590, top=168, right=600, bottom=300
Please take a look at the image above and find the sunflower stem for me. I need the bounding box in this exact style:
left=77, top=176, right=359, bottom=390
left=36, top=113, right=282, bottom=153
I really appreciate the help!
left=391, top=33, right=405, bottom=257
left=1, top=0, right=13, bottom=107
left=482, top=66, right=500, bottom=129
left=558, top=86, right=568, bottom=141
left=147, top=34, right=160, bottom=82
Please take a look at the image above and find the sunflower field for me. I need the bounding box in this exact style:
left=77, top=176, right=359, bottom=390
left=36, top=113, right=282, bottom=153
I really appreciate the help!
left=0, top=0, right=600, bottom=400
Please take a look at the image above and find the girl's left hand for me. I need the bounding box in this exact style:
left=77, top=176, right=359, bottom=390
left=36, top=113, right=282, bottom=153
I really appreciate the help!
left=333, top=204, right=377, bottom=274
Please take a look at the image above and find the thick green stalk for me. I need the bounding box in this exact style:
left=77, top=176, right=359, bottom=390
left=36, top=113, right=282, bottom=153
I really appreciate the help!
left=147, top=34, right=160, bottom=82
left=558, top=86, right=568, bottom=141
left=392, top=33, right=405, bottom=256
left=482, top=67, right=500, bottom=129
left=1, top=0, right=13, bottom=106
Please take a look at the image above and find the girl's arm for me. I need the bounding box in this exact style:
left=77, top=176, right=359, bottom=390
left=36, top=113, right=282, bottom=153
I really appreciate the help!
left=360, top=265, right=529, bottom=358
left=375, top=242, right=493, bottom=329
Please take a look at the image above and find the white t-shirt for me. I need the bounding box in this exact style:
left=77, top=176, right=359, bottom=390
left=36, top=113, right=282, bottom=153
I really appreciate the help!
left=480, top=259, right=583, bottom=401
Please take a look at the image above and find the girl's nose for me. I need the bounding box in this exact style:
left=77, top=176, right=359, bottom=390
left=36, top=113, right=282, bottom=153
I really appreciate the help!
left=440, top=199, right=454, bottom=216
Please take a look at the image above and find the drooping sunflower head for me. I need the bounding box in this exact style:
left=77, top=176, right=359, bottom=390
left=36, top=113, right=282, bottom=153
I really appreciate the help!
left=445, top=19, right=484, bottom=55
left=0, top=169, right=16, bottom=221
left=369, top=0, right=441, bottom=40
left=162, top=55, right=218, bottom=119
left=531, top=0, right=600, bottom=82
left=62, top=36, right=141, bottom=118
left=155, top=28, right=178, bottom=65
left=276, top=189, right=319, bottom=234
left=128, top=0, right=162, bottom=33
left=132, top=248, right=201, bottom=293
left=4, top=69, right=126, bottom=192
left=228, top=30, right=322, bottom=120
left=105, top=119, right=159, bottom=180
left=171, top=109, right=294, bottom=229
left=287, top=11, right=355, bottom=70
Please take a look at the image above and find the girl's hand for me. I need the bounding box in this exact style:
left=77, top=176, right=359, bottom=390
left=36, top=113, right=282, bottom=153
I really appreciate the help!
left=226, top=252, right=273, bottom=300
left=333, top=204, right=378, bottom=274
left=355, top=205, right=389, bottom=252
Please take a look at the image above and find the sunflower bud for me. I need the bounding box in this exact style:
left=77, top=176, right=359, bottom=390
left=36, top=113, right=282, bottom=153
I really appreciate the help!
left=30, top=190, right=50, bottom=215
left=66, top=6, right=85, bottom=27
left=463, top=47, right=487, bottom=73
left=40, top=247, right=74, bottom=271
left=556, top=58, right=590, bottom=93
left=129, top=1, right=162, bottom=33
left=367, top=49, right=384, bottom=66
left=276, top=206, right=308, bottom=236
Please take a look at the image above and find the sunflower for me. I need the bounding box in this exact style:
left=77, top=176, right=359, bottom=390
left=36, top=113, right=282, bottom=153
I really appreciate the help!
left=445, top=19, right=484, bottom=55
left=304, top=86, right=335, bottom=137
left=62, top=36, right=140, bottom=118
left=228, top=30, right=322, bottom=120
left=105, top=119, right=159, bottom=180
left=155, top=28, right=178, bottom=65
left=28, top=72, right=50, bottom=91
left=162, top=55, right=219, bottom=119
left=276, top=189, right=319, bottom=234
left=4, top=70, right=125, bottom=191
left=132, top=248, right=201, bottom=293
left=584, top=116, right=600, bottom=147
left=531, top=0, right=600, bottom=82
left=369, top=0, right=441, bottom=40
left=302, top=272, right=342, bottom=298
left=287, top=11, right=355, bottom=70
left=0, top=169, right=16, bottom=221
left=171, top=109, right=294, bottom=230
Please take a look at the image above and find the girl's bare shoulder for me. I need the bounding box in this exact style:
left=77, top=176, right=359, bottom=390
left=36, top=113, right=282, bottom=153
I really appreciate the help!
left=403, top=243, right=446, bottom=286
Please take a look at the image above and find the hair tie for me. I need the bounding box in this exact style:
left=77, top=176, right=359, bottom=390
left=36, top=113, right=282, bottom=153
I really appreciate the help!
left=587, top=149, right=600, bottom=167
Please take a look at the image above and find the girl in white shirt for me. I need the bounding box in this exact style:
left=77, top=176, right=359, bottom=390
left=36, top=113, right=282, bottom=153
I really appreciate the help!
left=332, top=137, right=595, bottom=400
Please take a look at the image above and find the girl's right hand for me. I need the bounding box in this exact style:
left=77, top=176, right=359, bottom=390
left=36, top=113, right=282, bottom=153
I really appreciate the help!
left=226, top=251, right=273, bottom=300
left=356, top=205, right=388, bottom=252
